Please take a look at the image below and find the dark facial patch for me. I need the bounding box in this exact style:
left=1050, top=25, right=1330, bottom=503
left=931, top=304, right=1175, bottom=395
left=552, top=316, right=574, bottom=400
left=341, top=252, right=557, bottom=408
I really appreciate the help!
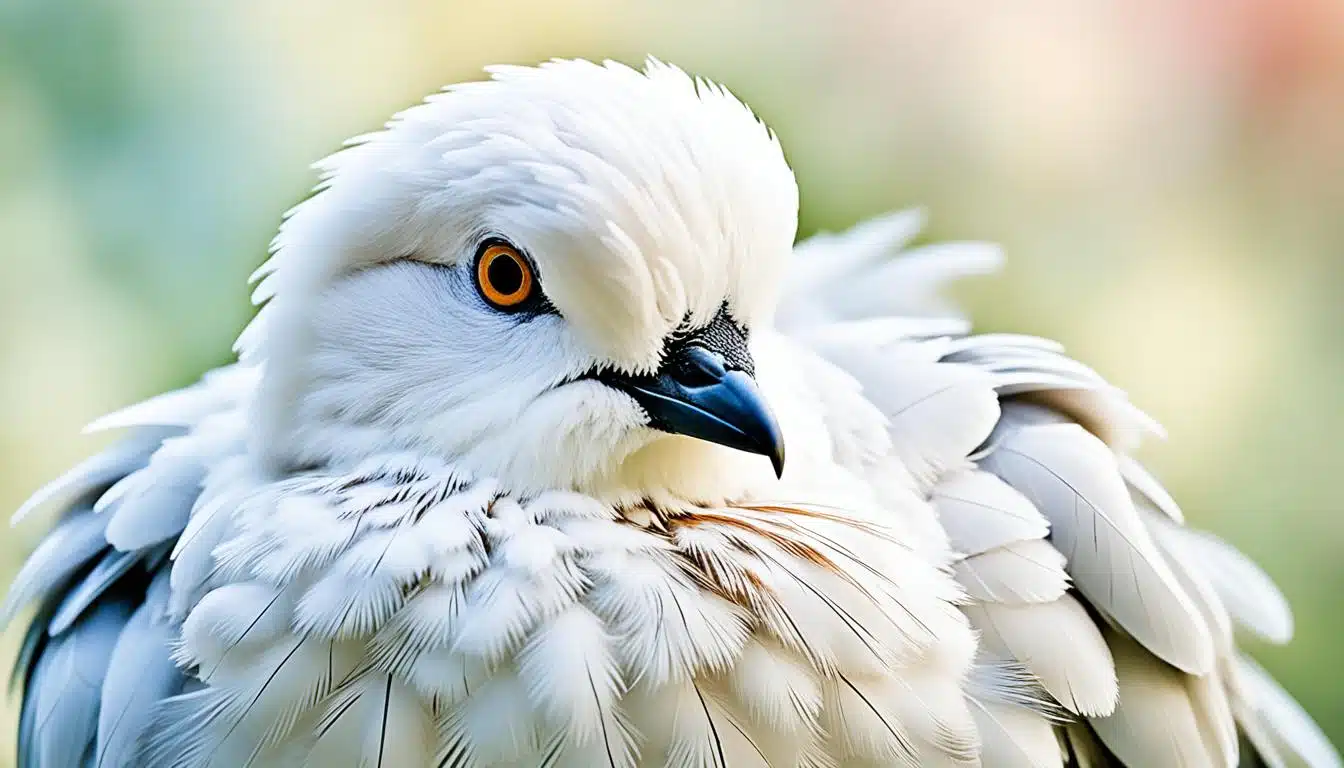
left=591, top=302, right=783, bottom=476
left=662, top=303, right=754, bottom=377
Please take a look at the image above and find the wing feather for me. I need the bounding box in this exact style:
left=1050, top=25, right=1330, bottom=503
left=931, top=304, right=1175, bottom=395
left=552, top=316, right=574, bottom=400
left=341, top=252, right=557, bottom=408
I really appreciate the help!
left=95, top=576, right=186, bottom=768
left=11, top=432, right=168, bottom=526
left=1233, top=655, right=1342, bottom=768
left=103, top=451, right=204, bottom=552
left=1117, top=455, right=1184, bottom=524
left=963, top=595, right=1117, bottom=717
left=839, top=356, right=1001, bottom=489
left=968, top=698, right=1063, bottom=768
left=933, top=469, right=1050, bottom=556
left=29, top=599, right=132, bottom=767
left=782, top=210, right=1337, bottom=768
left=47, top=548, right=147, bottom=636
left=954, top=540, right=1069, bottom=605
left=980, top=423, right=1214, bottom=674
left=3, top=508, right=110, bottom=625
left=1167, top=527, right=1294, bottom=645
left=781, top=208, right=929, bottom=330
left=1142, top=510, right=1236, bottom=659
left=1087, top=626, right=1233, bottom=767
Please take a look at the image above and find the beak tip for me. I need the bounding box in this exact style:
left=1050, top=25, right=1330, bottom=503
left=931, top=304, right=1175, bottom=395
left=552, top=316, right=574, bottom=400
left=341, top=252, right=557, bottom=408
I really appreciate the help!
left=609, top=347, right=789, bottom=480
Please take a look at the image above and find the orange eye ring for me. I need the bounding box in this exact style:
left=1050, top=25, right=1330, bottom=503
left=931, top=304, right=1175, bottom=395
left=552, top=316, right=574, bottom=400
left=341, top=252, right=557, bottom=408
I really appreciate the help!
left=475, top=242, right=535, bottom=309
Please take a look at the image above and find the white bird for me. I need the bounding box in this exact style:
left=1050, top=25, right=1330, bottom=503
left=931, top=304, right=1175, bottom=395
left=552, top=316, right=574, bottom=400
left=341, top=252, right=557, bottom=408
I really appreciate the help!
left=4, top=58, right=1337, bottom=768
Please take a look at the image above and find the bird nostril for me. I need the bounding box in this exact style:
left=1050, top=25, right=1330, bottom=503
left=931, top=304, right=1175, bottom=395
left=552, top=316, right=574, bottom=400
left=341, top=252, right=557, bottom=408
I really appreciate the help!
left=668, top=345, right=727, bottom=389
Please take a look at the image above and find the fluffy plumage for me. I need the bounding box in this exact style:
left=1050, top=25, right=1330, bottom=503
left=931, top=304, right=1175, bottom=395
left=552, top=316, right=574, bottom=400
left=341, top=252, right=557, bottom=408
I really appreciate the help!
left=6, top=58, right=1338, bottom=768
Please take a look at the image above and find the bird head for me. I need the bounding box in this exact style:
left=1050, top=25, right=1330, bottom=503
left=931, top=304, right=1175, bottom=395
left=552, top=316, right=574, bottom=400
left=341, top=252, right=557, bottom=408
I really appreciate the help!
left=239, top=59, right=802, bottom=502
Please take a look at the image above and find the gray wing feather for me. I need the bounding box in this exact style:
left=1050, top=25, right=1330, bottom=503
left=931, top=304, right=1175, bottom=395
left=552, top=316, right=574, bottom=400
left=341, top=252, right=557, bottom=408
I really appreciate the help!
left=11, top=431, right=171, bottom=526
left=47, top=549, right=147, bottom=636
left=11, top=594, right=60, bottom=695
left=3, top=509, right=111, bottom=624
left=9, top=430, right=204, bottom=768
left=18, top=666, right=40, bottom=768
left=30, top=599, right=132, bottom=767
left=104, top=456, right=204, bottom=552
left=95, top=577, right=185, bottom=768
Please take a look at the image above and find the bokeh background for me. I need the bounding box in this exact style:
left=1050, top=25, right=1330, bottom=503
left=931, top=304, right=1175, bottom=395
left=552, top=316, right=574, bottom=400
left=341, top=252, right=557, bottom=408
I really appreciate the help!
left=1, top=0, right=1341, bottom=758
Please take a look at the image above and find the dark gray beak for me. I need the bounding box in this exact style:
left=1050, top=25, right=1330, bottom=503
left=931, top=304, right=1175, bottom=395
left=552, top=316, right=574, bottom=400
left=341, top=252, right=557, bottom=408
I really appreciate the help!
left=602, top=342, right=786, bottom=478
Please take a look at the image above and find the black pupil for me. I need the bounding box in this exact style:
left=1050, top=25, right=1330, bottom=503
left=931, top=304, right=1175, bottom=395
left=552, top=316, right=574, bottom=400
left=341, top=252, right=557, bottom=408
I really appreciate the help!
left=488, top=254, right=524, bottom=297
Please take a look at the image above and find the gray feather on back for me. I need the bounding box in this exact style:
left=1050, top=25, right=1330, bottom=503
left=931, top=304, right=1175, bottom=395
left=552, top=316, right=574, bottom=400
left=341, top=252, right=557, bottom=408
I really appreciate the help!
left=29, top=600, right=132, bottom=768
left=47, top=549, right=148, bottom=637
left=8, top=431, right=199, bottom=768
left=95, top=575, right=185, bottom=768
left=3, top=509, right=111, bottom=626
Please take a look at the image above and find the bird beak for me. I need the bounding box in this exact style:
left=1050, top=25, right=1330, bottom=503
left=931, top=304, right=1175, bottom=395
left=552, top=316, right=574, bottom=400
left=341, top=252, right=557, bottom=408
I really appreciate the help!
left=605, top=345, right=786, bottom=477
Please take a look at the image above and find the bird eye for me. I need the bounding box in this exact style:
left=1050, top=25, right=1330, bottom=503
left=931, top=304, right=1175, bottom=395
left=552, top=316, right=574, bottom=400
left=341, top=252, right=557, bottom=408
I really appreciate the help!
left=475, top=242, right=535, bottom=310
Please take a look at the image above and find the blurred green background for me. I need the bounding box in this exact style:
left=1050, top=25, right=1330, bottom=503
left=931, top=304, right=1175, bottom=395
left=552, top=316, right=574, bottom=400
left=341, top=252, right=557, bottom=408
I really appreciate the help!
left=1, top=0, right=1341, bottom=759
